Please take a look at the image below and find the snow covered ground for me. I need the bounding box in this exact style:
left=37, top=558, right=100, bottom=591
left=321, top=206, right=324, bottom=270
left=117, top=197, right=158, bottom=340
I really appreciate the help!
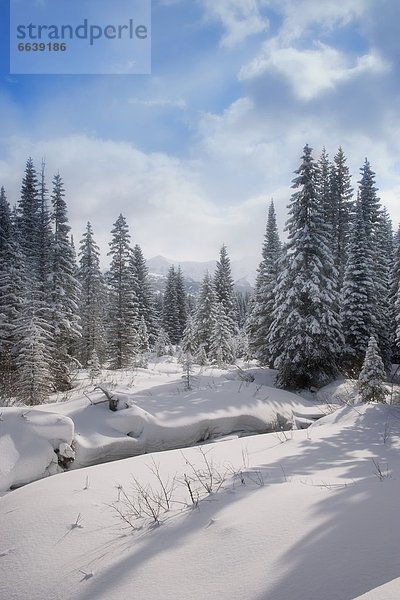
left=1, top=400, right=400, bottom=600
left=0, top=360, right=324, bottom=490
left=2, top=360, right=400, bottom=599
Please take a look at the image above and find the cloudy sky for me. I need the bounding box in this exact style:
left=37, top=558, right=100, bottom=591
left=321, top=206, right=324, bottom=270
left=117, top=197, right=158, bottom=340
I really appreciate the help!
left=1, top=0, right=400, bottom=267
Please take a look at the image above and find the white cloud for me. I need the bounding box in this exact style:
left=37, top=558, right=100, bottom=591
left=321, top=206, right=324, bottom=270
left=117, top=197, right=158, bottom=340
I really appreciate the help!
left=0, top=134, right=268, bottom=265
left=240, top=42, right=389, bottom=100
left=200, top=0, right=269, bottom=47
left=268, top=0, right=367, bottom=44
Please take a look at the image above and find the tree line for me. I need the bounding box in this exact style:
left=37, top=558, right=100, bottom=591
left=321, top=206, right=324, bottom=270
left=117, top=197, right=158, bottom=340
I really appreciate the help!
left=0, top=145, right=399, bottom=404
left=0, top=158, right=248, bottom=404
left=248, top=144, right=399, bottom=389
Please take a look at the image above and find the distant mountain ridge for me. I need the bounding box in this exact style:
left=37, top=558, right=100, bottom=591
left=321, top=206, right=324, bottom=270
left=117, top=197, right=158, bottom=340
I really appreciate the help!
left=146, top=255, right=257, bottom=293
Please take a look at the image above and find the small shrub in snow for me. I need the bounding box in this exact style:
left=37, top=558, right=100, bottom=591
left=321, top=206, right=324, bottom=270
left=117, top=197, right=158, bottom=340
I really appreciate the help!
left=110, top=448, right=269, bottom=531
left=181, top=351, right=195, bottom=391
left=372, top=458, right=391, bottom=481
left=357, top=336, right=388, bottom=403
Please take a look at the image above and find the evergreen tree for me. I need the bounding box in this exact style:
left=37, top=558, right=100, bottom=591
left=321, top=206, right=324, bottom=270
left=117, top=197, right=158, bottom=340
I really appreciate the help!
left=330, top=147, right=353, bottom=289
left=0, top=188, right=24, bottom=384
left=235, top=291, right=251, bottom=329
left=175, top=266, right=188, bottom=341
left=180, top=316, right=196, bottom=388
left=36, top=160, right=53, bottom=298
left=78, top=222, right=107, bottom=366
left=193, top=272, right=218, bottom=355
left=162, top=266, right=180, bottom=344
left=358, top=336, right=388, bottom=403
left=317, top=148, right=333, bottom=229
left=181, top=315, right=197, bottom=356
left=396, top=284, right=400, bottom=361
left=209, top=303, right=235, bottom=367
left=267, top=145, right=343, bottom=388
left=88, top=348, right=101, bottom=381
left=195, top=344, right=208, bottom=366
left=214, top=244, right=238, bottom=334
left=358, top=160, right=391, bottom=368
left=50, top=173, right=81, bottom=388
left=235, top=329, right=251, bottom=361
left=154, top=328, right=171, bottom=357
left=17, top=158, right=40, bottom=272
left=181, top=351, right=194, bottom=391
left=247, top=200, right=281, bottom=365
left=340, top=200, right=377, bottom=375
left=374, top=207, right=393, bottom=368
left=390, top=224, right=400, bottom=362
left=107, top=214, right=139, bottom=369
left=131, top=244, right=158, bottom=345
left=14, top=300, right=54, bottom=405
left=136, top=316, right=150, bottom=367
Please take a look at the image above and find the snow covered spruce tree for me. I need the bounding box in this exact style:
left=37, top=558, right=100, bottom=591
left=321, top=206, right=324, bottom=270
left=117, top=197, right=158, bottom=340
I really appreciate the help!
left=209, top=302, right=235, bottom=367
left=374, top=206, right=393, bottom=366
left=247, top=200, right=281, bottom=366
left=214, top=244, right=238, bottom=335
left=340, top=199, right=377, bottom=375
left=358, top=159, right=391, bottom=369
left=193, top=272, right=218, bottom=356
left=136, top=316, right=150, bottom=367
left=396, top=282, right=400, bottom=362
left=154, top=328, right=172, bottom=357
left=317, top=148, right=332, bottom=228
left=36, top=160, right=54, bottom=300
left=175, top=266, right=188, bottom=341
left=14, top=159, right=59, bottom=400
left=77, top=222, right=107, bottom=367
left=17, top=158, right=41, bottom=273
left=50, top=173, right=81, bottom=389
left=180, top=315, right=196, bottom=388
left=107, top=214, right=139, bottom=369
left=88, top=348, right=101, bottom=381
left=358, top=336, right=388, bottom=403
left=131, top=244, right=158, bottom=346
left=181, top=314, right=197, bottom=357
left=162, top=266, right=180, bottom=345
left=0, top=187, right=25, bottom=386
left=267, top=144, right=343, bottom=389
left=391, top=225, right=400, bottom=362
left=162, top=266, right=187, bottom=345
left=14, top=300, right=54, bottom=405
left=329, top=147, right=353, bottom=289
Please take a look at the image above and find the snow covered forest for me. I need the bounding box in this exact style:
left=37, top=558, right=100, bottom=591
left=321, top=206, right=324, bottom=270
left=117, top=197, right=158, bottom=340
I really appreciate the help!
left=0, top=144, right=399, bottom=406
left=2, top=145, right=400, bottom=600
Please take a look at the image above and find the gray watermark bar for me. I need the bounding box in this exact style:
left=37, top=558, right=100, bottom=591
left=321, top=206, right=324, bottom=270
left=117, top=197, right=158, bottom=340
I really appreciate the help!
left=10, top=0, right=151, bottom=75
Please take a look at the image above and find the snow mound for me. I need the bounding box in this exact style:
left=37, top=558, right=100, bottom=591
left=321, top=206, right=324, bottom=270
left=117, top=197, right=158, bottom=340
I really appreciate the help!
left=0, top=408, right=74, bottom=491
left=1, top=365, right=324, bottom=489
left=37, top=378, right=322, bottom=470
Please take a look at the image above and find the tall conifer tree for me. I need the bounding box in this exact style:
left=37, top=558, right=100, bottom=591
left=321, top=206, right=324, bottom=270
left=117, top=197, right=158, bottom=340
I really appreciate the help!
left=267, top=145, right=343, bottom=388
left=78, top=222, right=107, bottom=366
left=247, top=200, right=281, bottom=365
left=107, top=214, right=139, bottom=369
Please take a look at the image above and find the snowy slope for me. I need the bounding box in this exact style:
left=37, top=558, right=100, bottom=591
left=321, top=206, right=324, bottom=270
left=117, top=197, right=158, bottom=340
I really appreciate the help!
left=1, top=403, right=400, bottom=600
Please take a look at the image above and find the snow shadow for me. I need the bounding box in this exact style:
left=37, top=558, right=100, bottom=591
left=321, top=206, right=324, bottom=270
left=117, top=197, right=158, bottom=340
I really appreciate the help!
left=69, top=474, right=267, bottom=600
left=252, top=405, right=400, bottom=600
